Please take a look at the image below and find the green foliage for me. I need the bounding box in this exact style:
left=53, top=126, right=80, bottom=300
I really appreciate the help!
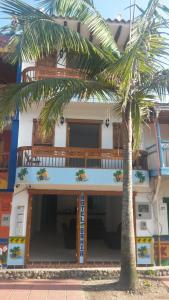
left=0, top=0, right=169, bottom=147
left=10, top=246, right=21, bottom=258
left=76, top=169, right=87, bottom=181
left=36, top=168, right=49, bottom=180
left=135, top=171, right=145, bottom=183
left=113, top=170, right=123, bottom=182
left=18, top=168, right=28, bottom=180
left=144, top=269, right=155, bottom=276
left=37, top=0, right=118, bottom=52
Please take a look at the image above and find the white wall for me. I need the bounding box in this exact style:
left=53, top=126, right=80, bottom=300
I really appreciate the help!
left=9, top=189, right=29, bottom=236
left=155, top=179, right=169, bottom=235
left=135, top=192, right=155, bottom=237
left=18, top=102, right=121, bottom=149
left=160, top=124, right=169, bottom=140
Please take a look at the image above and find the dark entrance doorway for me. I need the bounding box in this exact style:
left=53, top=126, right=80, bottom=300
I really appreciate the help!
left=29, top=194, right=77, bottom=262
left=87, top=195, right=122, bottom=262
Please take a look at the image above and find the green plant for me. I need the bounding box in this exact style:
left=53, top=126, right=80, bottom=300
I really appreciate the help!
left=113, top=170, right=123, bottom=182
left=144, top=269, right=155, bottom=276
left=10, top=246, right=21, bottom=258
left=138, top=246, right=148, bottom=258
left=135, top=171, right=145, bottom=183
left=18, top=168, right=28, bottom=180
left=143, top=280, right=151, bottom=287
left=76, top=169, right=87, bottom=182
left=37, top=168, right=49, bottom=180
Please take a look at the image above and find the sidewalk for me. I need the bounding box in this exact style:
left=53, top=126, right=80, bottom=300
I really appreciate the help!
left=0, top=279, right=85, bottom=300
left=161, top=276, right=169, bottom=288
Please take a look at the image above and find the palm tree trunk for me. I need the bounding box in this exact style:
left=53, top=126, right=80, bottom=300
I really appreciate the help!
left=119, top=101, right=138, bottom=290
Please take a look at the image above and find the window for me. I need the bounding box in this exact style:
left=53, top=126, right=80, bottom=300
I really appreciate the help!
left=32, top=119, right=54, bottom=146
left=113, top=123, right=123, bottom=149
left=36, top=52, right=57, bottom=68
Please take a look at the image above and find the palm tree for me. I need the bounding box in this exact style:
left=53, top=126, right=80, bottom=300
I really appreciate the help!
left=0, top=0, right=169, bottom=291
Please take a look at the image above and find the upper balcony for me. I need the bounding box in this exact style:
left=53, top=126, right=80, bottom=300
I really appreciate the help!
left=148, top=140, right=169, bottom=176
left=22, top=66, right=86, bottom=82
left=16, top=146, right=149, bottom=188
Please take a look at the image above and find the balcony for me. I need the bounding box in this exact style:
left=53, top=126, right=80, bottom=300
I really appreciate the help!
left=17, top=146, right=148, bottom=169
left=147, top=140, right=169, bottom=176
left=16, top=146, right=149, bottom=188
left=22, top=66, right=86, bottom=82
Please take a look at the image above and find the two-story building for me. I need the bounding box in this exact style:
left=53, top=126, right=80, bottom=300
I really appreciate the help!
left=0, top=18, right=169, bottom=267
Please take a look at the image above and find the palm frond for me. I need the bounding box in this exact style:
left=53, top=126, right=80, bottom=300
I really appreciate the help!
left=0, top=0, right=114, bottom=66
left=0, top=77, right=114, bottom=134
left=148, top=69, right=169, bottom=99
left=103, top=0, right=169, bottom=102
left=37, top=0, right=119, bottom=53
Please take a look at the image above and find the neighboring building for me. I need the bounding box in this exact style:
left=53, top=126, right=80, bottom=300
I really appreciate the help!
left=0, top=35, right=18, bottom=267
left=0, top=19, right=169, bottom=267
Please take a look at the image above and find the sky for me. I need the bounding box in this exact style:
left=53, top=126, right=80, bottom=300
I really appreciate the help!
left=0, top=0, right=157, bottom=26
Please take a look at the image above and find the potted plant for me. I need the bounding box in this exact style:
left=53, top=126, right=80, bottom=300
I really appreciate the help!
left=138, top=246, right=148, bottom=258
left=76, top=169, right=88, bottom=182
left=18, top=168, right=28, bottom=180
left=113, top=170, right=123, bottom=182
left=135, top=171, right=145, bottom=183
left=10, top=246, right=21, bottom=258
left=37, top=168, right=49, bottom=181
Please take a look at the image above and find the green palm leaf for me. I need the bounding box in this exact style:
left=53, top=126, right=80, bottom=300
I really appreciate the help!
left=0, top=77, right=114, bottom=133
left=37, top=0, right=119, bottom=53
left=0, top=0, right=114, bottom=65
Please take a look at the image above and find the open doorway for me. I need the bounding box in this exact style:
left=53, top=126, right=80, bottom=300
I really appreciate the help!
left=29, top=194, right=77, bottom=262
left=87, top=195, right=122, bottom=262
left=68, top=122, right=101, bottom=148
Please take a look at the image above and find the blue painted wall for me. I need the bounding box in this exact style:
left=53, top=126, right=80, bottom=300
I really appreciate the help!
left=7, top=64, right=21, bottom=191
left=16, top=167, right=149, bottom=187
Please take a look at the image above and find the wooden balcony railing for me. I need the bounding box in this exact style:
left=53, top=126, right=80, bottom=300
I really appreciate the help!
left=22, top=66, right=86, bottom=82
left=0, top=153, right=9, bottom=170
left=17, top=146, right=148, bottom=170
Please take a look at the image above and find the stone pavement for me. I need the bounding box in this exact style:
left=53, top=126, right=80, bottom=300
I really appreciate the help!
left=0, top=279, right=85, bottom=300
left=161, top=276, right=169, bottom=288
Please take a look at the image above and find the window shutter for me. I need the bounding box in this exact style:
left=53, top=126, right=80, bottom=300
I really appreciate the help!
left=113, top=123, right=123, bottom=149
left=36, top=52, right=57, bottom=68
left=32, top=119, right=54, bottom=146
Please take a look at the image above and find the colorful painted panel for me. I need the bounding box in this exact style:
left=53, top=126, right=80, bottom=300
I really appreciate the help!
left=16, top=167, right=149, bottom=187
left=0, top=173, right=8, bottom=189
left=136, top=237, right=154, bottom=265
left=154, top=236, right=169, bottom=266
left=7, top=237, right=25, bottom=266
left=79, top=193, right=85, bottom=264
left=0, top=238, right=8, bottom=266
left=0, top=193, right=12, bottom=239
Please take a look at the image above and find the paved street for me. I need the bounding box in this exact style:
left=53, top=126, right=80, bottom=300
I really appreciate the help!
left=0, top=279, right=84, bottom=300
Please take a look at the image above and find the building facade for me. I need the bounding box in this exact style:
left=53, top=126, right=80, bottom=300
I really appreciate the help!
left=0, top=19, right=169, bottom=267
